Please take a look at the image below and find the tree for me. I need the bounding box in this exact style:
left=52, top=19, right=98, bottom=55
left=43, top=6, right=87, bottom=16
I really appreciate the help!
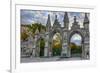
left=70, top=42, right=82, bottom=54
left=21, top=30, right=29, bottom=41
left=52, top=33, right=62, bottom=56
left=21, top=23, right=46, bottom=41
left=70, top=43, right=77, bottom=49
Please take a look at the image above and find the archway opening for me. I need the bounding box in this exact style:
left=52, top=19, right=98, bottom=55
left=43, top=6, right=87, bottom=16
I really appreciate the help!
left=70, top=33, right=82, bottom=57
left=52, top=32, right=62, bottom=56
left=39, top=38, right=45, bottom=57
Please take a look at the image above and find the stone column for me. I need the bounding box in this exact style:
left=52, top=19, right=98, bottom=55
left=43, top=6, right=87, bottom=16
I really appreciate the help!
left=82, top=36, right=89, bottom=59
left=81, top=43, right=85, bottom=59
left=67, top=45, right=71, bottom=57
left=61, top=43, right=68, bottom=57
left=61, top=31, right=69, bottom=57
left=84, top=44, right=89, bottom=59
left=34, top=34, right=38, bottom=57
left=44, top=32, right=49, bottom=57
left=32, top=48, right=35, bottom=57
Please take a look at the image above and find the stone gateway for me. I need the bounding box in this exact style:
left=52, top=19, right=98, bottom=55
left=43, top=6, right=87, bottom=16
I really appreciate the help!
left=21, top=12, right=90, bottom=60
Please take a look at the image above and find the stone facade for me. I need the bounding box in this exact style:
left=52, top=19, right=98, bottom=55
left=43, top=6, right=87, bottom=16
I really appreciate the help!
left=21, top=12, right=90, bottom=59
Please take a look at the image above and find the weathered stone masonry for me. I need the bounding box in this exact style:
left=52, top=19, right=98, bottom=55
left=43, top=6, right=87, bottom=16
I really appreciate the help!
left=22, top=12, right=90, bottom=59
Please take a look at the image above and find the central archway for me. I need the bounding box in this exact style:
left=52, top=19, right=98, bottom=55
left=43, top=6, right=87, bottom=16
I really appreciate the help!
left=52, top=32, right=62, bottom=56
left=50, top=28, right=62, bottom=56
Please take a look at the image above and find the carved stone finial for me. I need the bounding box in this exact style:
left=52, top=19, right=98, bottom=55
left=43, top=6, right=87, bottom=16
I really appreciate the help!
left=74, top=16, right=77, bottom=23
left=55, top=15, right=57, bottom=19
left=83, top=13, right=89, bottom=24
left=53, top=14, right=60, bottom=28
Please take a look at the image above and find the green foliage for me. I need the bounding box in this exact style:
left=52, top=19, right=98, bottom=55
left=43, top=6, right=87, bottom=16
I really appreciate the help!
left=21, top=30, right=28, bottom=41
left=52, top=48, right=61, bottom=56
left=21, top=23, right=46, bottom=41
left=52, top=40, right=62, bottom=56
left=31, top=23, right=46, bottom=33
left=70, top=42, right=82, bottom=54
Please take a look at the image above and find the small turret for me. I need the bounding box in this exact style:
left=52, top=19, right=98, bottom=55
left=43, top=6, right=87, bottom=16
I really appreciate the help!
left=71, top=16, right=80, bottom=30
left=46, top=14, right=51, bottom=32
left=83, top=13, right=89, bottom=24
left=53, top=15, right=61, bottom=28
left=73, top=16, right=78, bottom=25
left=63, top=12, right=69, bottom=29
left=83, top=13, right=89, bottom=30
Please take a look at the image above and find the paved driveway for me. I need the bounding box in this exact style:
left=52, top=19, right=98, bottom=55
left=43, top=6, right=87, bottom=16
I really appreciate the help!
left=21, top=57, right=85, bottom=63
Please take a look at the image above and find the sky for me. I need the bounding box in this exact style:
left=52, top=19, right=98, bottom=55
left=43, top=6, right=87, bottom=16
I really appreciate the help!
left=70, top=33, right=82, bottom=45
left=20, top=9, right=89, bottom=28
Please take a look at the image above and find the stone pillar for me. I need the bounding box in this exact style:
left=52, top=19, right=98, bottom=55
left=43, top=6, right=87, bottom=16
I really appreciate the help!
left=32, top=48, right=35, bottom=57
left=44, top=32, right=49, bottom=57
left=83, top=13, right=89, bottom=59
left=82, top=36, right=89, bottom=59
left=34, top=34, right=39, bottom=57
left=84, top=44, right=89, bottom=59
left=61, top=31, right=69, bottom=57
left=81, top=43, right=85, bottom=59
left=67, top=46, right=71, bottom=57
left=48, top=37, right=52, bottom=57
left=61, top=43, right=68, bottom=57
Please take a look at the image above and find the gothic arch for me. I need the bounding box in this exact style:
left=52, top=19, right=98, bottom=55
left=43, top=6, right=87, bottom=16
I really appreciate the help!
left=35, top=35, right=46, bottom=57
left=51, top=28, right=62, bottom=38
left=68, top=29, right=85, bottom=57
left=68, top=30, right=84, bottom=44
left=50, top=28, right=63, bottom=56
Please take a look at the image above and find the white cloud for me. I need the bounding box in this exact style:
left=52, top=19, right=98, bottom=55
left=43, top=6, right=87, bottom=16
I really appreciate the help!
left=71, top=33, right=82, bottom=41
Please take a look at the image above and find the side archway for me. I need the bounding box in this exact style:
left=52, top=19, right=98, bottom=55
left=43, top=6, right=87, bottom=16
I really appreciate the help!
left=68, top=30, right=84, bottom=58
left=39, top=37, right=45, bottom=57
left=35, top=36, right=45, bottom=57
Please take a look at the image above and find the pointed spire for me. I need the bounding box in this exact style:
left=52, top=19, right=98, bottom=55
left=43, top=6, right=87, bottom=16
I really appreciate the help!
left=63, top=12, right=69, bottom=28
left=83, top=13, right=89, bottom=30
left=46, top=14, right=51, bottom=31
left=83, top=13, right=89, bottom=24
left=54, top=15, right=58, bottom=25
left=35, top=28, right=39, bottom=34
left=46, top=14, right=51, bottom=27
left=73, top=16, right=78, bottom=25
left=71, top=16, right=80, bottom=29
left=53, top=15, right=60, bottom=27
left=63, top=12, right=69, bottom=23
left=74, top=16, right=77, bottom=23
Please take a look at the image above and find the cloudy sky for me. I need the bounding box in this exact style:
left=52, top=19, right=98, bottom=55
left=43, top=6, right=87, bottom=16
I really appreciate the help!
left=70, top=33, right=82, bottom=45
left=20, top=9, right=89, bottom=28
